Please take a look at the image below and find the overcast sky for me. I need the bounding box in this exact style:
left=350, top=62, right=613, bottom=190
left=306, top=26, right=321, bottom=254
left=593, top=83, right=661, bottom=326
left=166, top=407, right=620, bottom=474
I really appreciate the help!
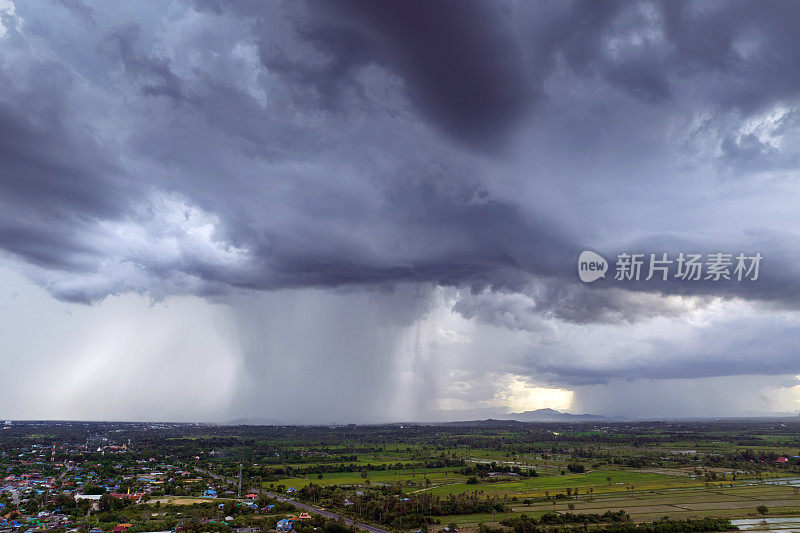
left=2, top=0, right=800, bottom=423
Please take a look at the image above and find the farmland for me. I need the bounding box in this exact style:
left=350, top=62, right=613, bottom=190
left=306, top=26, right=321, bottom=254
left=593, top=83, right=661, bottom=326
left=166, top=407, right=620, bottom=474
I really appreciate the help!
left=2, top=420, right=800, bottom=531
left=230, top=420, right=800, bottom=530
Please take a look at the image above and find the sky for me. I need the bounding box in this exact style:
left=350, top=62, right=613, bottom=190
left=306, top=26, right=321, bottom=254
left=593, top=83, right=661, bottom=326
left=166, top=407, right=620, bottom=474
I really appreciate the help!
left=2, top=0, right=800, bottom=423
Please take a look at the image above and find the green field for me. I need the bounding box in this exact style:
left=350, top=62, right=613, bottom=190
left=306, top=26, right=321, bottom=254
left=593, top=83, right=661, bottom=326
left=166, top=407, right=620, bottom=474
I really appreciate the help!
left=266, top=467, right=465, bottom=489
left=443, top=483, right=800, bottom=527
left=418, top=470, right=685, bottom=497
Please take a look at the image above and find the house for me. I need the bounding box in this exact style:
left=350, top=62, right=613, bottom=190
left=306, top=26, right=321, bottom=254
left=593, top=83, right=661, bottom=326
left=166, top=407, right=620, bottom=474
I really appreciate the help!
left=245, top=493, right=258, bottom=500
left=297, top=513, right=311, bottom=520
left=74, top=495, right=102, bottom=501
left=74, top=494, right=102, bottom=511
left=776, top=457, right=788, bottom=463
left=110, top=492, right=146, bottom=503
left=112, top=524, right=132, bottom=533
left=276, top=519, right=293, bottom=531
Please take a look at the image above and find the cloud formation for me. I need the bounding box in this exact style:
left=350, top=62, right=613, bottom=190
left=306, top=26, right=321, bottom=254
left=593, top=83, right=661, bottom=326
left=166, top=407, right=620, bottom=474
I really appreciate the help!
left=2, top=0, right=800, bottom=420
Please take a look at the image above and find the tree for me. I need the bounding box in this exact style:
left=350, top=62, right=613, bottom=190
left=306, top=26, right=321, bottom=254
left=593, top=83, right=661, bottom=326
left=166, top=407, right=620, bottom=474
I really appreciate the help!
left=757, top=505, right=768, bottom=516
left=567, top=503, right=575, bottom=513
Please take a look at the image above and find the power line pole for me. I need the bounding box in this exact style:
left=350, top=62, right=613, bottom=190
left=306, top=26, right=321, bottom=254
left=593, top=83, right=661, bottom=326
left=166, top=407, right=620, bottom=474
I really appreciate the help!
left=238, top=464, right=242, bottom=498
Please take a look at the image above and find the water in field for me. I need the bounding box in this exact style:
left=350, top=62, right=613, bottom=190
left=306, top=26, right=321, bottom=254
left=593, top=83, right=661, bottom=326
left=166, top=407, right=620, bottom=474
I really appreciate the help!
left=763, top=477, right=800, bottom=487
left=731, top=517, right=800, bottom=531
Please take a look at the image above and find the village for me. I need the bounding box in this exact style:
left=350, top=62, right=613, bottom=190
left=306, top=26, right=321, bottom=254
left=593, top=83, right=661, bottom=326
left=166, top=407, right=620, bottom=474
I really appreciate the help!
left=3, top=420, right=800, bottom=533
left=0, top=423, right=347, bottom=533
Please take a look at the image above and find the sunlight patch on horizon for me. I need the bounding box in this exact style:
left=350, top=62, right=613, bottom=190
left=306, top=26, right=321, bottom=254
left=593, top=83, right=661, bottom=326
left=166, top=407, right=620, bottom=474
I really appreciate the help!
left=500, top=376, right=574, bottom=413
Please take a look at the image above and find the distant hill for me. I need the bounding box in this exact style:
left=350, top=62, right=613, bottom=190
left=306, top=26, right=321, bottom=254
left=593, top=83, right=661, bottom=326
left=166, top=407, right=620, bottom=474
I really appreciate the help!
left=504, top=408, right=605, bottom=422
left=435, top=408, right=607, bottom=426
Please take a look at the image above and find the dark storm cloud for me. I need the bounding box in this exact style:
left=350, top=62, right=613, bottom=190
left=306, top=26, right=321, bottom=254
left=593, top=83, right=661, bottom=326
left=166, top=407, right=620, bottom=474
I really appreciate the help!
left=199, top=0, right=535, bottom=151
left=594, top=230, right=800, bottom=310
left=5, top=0, right=800, bottom=421
left=511, top=1, right=800, bottom=110
left=0, top=60, right=136, bottom=278
left=299, top=0, right=533, bottom=150
left=0, top=224, right=97, bottom=273
left=660, top=1, right=800, bottom=112
left=102, top=23, right=186, bottom=100
left=533, top=339, right=800, bottom=387
left=0, top=91, right=126, bottom=218
left=235, top=170, right=578, bottom=293
left=2, top=0, right=800, bottom=319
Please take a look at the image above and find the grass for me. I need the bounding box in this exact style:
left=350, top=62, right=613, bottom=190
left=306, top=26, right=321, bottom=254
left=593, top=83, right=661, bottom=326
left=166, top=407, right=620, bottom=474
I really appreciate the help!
left=267, top=467, right=465, bottom=489
left=418, top=470, right=685, bottom=497
left=440, top=483, right=800, bottom=529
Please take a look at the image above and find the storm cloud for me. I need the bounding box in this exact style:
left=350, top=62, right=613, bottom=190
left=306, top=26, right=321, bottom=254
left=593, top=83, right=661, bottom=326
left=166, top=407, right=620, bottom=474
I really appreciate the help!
left=2, top=0, right=800, bottom=421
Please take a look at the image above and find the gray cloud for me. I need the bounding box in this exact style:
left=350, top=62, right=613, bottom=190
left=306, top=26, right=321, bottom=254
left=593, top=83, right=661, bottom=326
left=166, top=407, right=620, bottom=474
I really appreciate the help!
left=572, top=374, right=800, bottom=419
left=2, top=0, right=799, bottom=312
left=293, top=0, right=533, bottom=151
left=2, top=0, right=800, bottom=420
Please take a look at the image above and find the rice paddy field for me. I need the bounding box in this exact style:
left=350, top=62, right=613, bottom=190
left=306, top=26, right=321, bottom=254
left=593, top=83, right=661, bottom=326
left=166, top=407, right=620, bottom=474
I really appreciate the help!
left=446, top=483, right=800, bottom=526
left=240, top=420, right=800, bottom=530
left=10, top=419, right=798, bottom=531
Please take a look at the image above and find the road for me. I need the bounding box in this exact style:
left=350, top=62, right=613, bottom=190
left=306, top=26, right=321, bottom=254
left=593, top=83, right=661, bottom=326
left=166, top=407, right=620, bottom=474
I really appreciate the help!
left=262, top=492, right=390, bottom=533
left=198, top=468, right=391, bottom=533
